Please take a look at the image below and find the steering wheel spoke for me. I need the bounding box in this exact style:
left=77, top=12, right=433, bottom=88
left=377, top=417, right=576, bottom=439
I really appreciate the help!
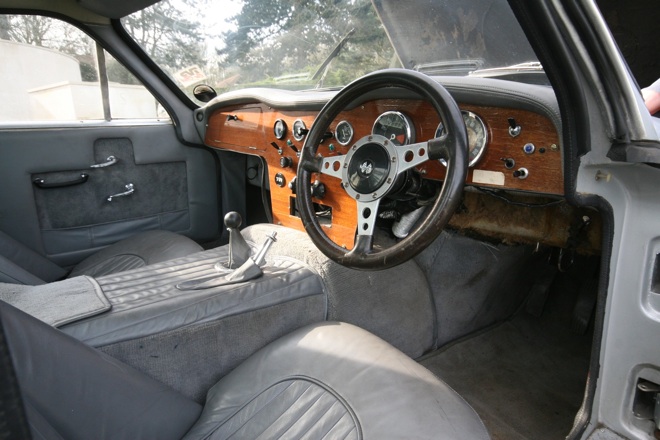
left=355, top=199, right=380, bottom=238
left=319, top=155, right=346, bottom=180
left=395, top=140, right=432, bottom=173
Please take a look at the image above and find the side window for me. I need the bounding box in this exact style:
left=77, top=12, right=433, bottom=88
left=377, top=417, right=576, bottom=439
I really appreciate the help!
left=0, top=14, right=169, bottom=122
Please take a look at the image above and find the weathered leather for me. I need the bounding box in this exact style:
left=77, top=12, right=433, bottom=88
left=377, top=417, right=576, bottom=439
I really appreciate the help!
left=184, top=322, right=490, bottom=440
left=69, top=230, right=203, bottom=278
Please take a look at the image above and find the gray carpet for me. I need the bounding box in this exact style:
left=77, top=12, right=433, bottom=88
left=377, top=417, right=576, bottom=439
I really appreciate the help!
left=421, top=264, right=593, bottom=440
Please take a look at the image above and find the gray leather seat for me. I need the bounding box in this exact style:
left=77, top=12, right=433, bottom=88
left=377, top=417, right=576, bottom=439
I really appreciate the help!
left=0, top=300, right=490, bottom=440
left=0, top=229, right=203, bottom=284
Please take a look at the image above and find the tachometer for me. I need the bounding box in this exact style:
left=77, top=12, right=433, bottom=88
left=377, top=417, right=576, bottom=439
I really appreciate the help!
left=335, top=120, right=354, bottom=146
left=436, top=110, right=487, bottom=167
left=372, top=111, right=415, bottom=146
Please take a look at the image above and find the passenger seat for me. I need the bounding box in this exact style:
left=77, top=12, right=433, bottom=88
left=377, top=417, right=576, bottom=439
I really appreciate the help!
left=0, top=230, right=203, bottom=284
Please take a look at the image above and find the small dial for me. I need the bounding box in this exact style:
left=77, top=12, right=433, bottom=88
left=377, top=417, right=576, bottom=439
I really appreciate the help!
left=335, top=120, right=354, bottom=146
left=436, top=110, right=488, bottom=167
left=274, top=119, right=287, bottom=139
left=292, top=119, right=308, bottom=141
left=372, top=111, right=415, bottom=146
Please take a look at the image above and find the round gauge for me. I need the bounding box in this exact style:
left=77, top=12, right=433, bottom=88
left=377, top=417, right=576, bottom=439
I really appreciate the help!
left=273, top=119, right=287, bottom=140
left=435, top=111, right=488, bottom=167
left=335, top=120, right=354, bottom=146
left=292, top=119, right=307, bottom=141
left=372, top=111, right=415, bottom=146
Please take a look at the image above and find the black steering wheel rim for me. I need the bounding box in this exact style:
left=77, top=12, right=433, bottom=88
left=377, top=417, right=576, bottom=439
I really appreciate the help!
left=297, top=68, right=468, bottom=270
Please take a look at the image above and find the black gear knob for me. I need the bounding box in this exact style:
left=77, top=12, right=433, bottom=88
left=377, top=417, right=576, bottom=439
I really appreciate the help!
left=224, top=211, right=242, bottom=230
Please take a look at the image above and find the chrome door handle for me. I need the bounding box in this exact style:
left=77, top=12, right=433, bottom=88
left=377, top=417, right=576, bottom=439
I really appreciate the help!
left=107, top=183, right=135, bottom=202
left=91, top=155, right=118, bottom=168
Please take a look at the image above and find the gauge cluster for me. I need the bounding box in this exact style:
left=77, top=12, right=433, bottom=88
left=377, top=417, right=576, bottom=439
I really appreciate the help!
left=435, top=110, right=488, bottom=167
left=372, top=111, right=415, bottom=146
left=204, top=98, right=562, bottom=248
left=205, top=99, right=562, bottom=198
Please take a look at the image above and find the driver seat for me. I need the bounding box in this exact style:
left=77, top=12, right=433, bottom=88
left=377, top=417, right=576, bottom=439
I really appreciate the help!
left=0, top=300, right=490, bottom=440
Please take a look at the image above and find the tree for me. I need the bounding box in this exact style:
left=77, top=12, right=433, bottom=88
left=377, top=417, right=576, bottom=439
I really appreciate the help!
left=121, top=0, right=206, bottom=72
left=1, top=15, right=51, bottom=45
left=219, top=0, right=396, bottom=87
left=0, top=14, right=98, bottom=81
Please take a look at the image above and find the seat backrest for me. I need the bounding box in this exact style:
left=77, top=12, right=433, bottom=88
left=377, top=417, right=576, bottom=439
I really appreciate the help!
left=0, top=231, right=66, bottom=284
left=0, top=300, right=202, bottom=440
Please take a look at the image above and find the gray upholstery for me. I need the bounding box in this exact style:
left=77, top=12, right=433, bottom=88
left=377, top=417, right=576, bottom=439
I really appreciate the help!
left=0, top=276, right=110, bottom=327
left=0, top=230, right=66, bottom=283
left=68, top=229, right=203, bottom=278
left=184, top=322, right=490, bottom=440
left=241, top=224, right=435, bottom=358
left=2, top=298, right=489, bottom=440
left=191, top=378, right=359, bottom=439
left=62, top=250, right=325, bottom=346
left=0, top=300, right=202, bottom=440
left=0, top=227, right=203, bottom=284
left=0, top=255, right=46, bottom=285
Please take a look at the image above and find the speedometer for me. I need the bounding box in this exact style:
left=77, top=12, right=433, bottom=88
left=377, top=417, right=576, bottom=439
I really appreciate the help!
left=372, top=111, right=415, bottom=146
left=436, top=110, right=487, bottom=167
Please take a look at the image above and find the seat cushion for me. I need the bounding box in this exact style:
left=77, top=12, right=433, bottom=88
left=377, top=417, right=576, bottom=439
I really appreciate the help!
left=183, top=322, right=490, bottom=440
left=69, top=230, right=203, bottom=278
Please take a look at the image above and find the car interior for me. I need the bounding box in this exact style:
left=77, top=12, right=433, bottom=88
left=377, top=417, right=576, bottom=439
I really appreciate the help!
left=0, top=0, right=659, bottom=439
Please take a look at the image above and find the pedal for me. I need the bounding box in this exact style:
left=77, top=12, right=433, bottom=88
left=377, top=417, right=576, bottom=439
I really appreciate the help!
left=526, top=263, right=558, bottom=317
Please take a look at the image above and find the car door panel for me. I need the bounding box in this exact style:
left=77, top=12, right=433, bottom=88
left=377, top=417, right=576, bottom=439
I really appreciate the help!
left=0, top=123, right=218, bottom=267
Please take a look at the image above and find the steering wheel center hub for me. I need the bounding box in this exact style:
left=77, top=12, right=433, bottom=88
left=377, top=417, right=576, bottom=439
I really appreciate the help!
left=341, top=135, right=399, bottom=201
left=347, top=142, right=391, bottom=194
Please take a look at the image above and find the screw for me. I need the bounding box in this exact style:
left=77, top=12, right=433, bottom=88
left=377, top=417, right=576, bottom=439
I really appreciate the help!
left=356, top=194, right=360, bottom=200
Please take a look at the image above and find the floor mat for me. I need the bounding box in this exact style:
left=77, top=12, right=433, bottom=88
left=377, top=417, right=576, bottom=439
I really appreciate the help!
left=420, top=263, right=593, bottom=440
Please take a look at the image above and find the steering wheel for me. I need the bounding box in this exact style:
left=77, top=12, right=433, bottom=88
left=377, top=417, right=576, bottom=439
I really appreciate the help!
left=296, top=69, right=468, bottom=270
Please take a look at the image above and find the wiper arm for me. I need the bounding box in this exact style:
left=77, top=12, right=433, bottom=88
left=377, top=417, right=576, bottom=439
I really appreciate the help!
left=414, top=59, right=485, bottom=76
left=469, top=61, right=544, bottom=76
left=312, top=28, right=355, bottom=88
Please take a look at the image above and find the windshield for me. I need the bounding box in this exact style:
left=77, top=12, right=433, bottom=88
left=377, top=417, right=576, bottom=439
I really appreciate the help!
left=122, top=0, right=540, bottom=104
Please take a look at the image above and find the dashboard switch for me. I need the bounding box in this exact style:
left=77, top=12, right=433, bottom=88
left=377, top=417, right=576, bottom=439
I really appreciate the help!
left=280, top=157, right=293, bottom=168
left=513, top=168, right=529, bottom=179
left=274, top=173, right=286, bottom=187
left=288, top=176, right=298, bottom=194
left=311, top=180, right=326, bottom=199
left=508, top=117, right=521, bottom=137
left=288, top=176, right=297, bottom=194
left=501, top=158, right=515, bottom=169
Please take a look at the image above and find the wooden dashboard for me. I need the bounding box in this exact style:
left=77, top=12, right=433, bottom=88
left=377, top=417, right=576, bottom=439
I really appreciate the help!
left=204, top=99, right=563, bottom=249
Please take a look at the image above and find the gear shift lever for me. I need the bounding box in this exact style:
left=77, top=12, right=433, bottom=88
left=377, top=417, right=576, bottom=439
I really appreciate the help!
left=222, top=211, right=251, bottom=269
left=177, top=229, right=277, bottom=290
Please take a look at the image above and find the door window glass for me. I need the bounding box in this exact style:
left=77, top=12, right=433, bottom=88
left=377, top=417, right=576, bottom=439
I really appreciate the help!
left=0, top=14, right=168, bottom=122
